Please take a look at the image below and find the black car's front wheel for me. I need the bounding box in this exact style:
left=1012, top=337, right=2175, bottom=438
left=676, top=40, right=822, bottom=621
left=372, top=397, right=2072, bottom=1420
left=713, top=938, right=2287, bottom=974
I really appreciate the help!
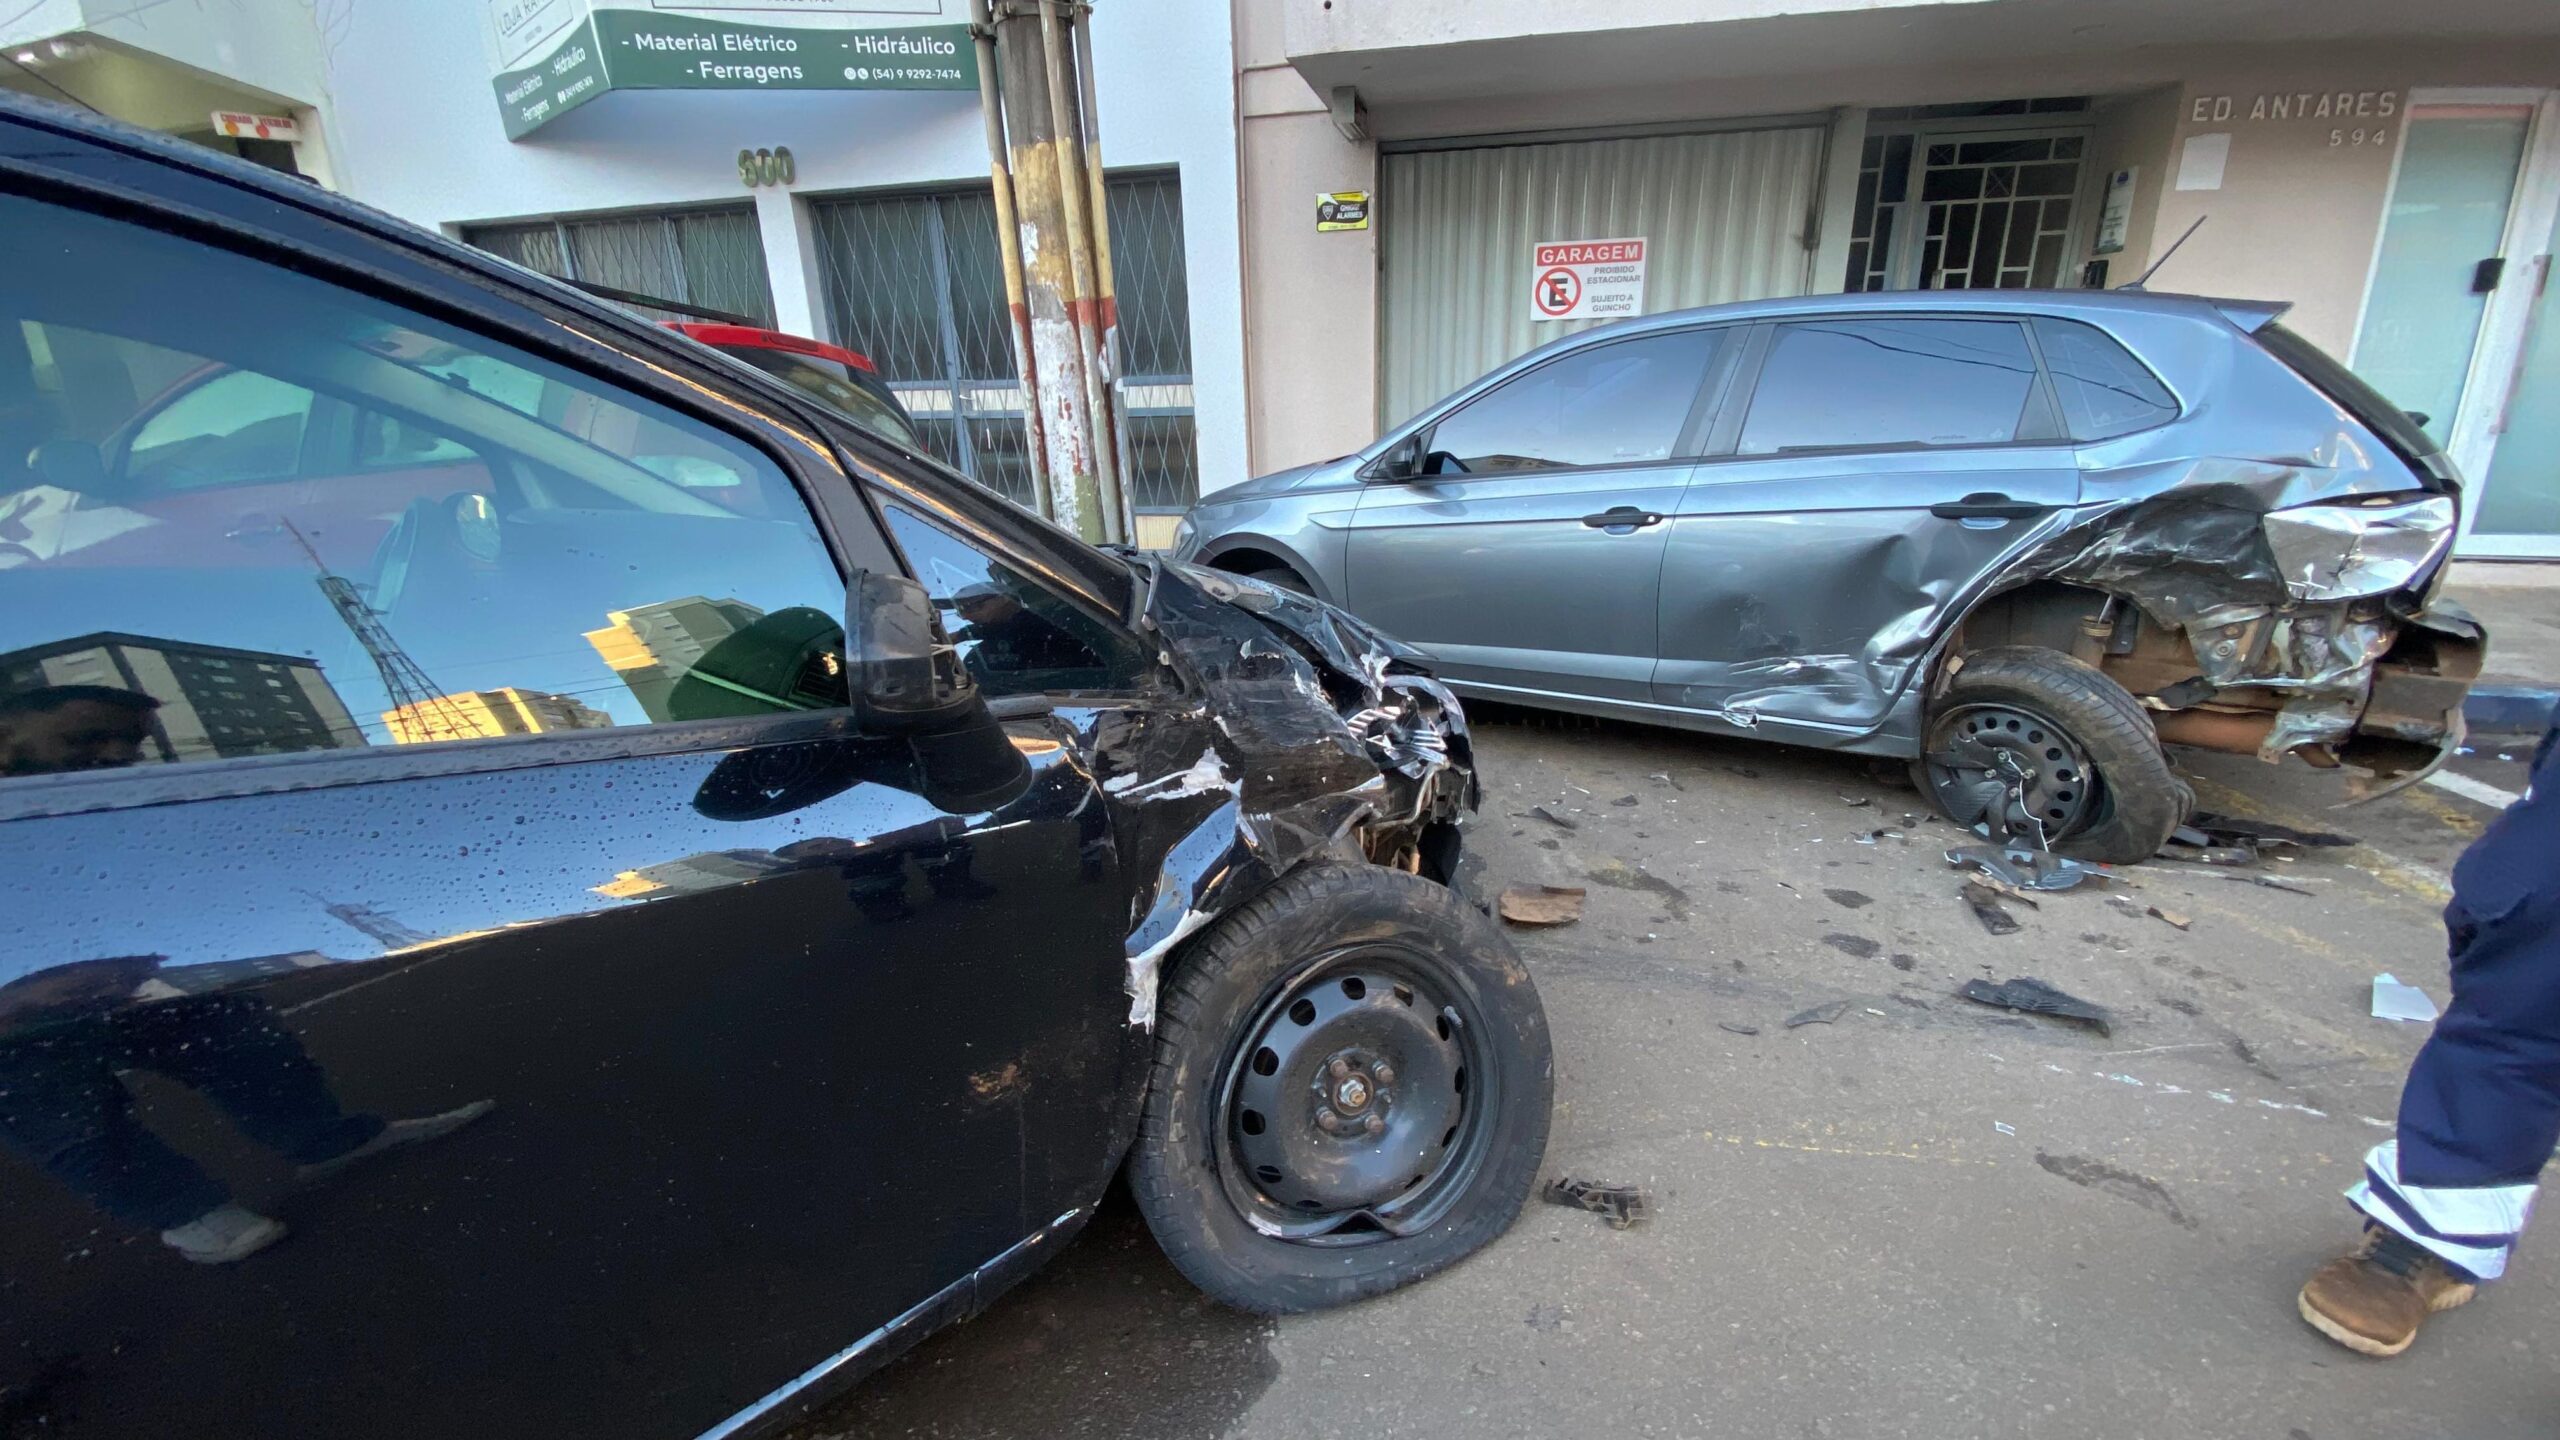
left=1915, top=646, right=2186, bottom=865
left=1129, top=863, right=1552, bottom=1315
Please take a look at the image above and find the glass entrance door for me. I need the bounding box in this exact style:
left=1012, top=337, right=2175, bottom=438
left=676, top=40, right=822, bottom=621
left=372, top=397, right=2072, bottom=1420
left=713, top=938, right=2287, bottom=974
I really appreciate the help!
left=2351, top=93, right=2560, bottom=556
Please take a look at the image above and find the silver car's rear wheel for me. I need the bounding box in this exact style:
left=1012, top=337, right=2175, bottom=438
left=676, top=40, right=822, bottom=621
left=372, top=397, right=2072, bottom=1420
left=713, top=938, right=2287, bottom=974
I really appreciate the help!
left=1921, top=701, right=2099, bottom=844
left=1915, top=647, right=2185, bottom=864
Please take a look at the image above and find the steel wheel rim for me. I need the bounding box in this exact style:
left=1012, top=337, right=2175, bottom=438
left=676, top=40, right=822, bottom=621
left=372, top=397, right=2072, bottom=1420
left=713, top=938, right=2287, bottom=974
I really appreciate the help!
left=1212, top=943, right=1495, bottom=1246
left=1923, top=701, right=2100, bottom=844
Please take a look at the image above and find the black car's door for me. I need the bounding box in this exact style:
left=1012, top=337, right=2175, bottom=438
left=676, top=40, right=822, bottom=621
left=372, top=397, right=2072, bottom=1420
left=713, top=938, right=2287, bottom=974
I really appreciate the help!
left=0, top=174, right=1132, bottom=1439
left=1652, top=316, right=2082, bottom=730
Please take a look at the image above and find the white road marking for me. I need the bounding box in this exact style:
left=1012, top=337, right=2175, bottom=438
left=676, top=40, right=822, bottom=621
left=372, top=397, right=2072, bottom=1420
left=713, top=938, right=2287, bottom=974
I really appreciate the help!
left=2425, top=768, right=2523, bottom=811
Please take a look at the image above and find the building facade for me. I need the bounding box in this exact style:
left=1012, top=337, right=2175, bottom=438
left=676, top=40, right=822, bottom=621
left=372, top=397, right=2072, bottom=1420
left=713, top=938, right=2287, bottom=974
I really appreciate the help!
left=0, top=632, right=364, bottom=763
left=7, top=0, right=2556, bottom=556
left=382, top=687, right=616, bottom=746
left=1238, top=0, right=2560, bottom=558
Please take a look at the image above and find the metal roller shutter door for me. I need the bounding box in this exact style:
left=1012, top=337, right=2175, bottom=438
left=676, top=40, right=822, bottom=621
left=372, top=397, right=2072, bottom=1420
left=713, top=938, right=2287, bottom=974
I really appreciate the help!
left=1380, top=125, right=1828, bottom=425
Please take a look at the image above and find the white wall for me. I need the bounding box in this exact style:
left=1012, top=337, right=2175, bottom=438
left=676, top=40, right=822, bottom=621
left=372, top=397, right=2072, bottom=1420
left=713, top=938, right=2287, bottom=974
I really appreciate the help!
left=315, top=1, right=1247, bottom=500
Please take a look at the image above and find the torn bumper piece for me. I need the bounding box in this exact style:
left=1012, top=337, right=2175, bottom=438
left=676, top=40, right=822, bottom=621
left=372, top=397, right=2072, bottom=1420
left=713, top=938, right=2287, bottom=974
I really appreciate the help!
left=1105, top=561, right=1481, bottom=1027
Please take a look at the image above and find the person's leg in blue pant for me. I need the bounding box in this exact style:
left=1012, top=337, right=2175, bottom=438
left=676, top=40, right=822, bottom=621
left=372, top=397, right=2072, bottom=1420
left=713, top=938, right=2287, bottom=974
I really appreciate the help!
left=2301, top=719, right=2560, bottom=1355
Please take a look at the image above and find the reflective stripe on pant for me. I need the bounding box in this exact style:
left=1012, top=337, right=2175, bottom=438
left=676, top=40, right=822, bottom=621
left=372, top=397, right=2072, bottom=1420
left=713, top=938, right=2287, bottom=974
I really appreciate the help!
left=2348, top=721, right=2560, bottom=1282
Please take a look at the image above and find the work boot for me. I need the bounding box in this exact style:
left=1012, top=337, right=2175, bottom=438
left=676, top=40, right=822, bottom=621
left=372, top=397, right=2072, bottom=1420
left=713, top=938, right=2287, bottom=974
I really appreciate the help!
left=295, top=1099, right=496, bottom=1186
left=2298, top=1225, right=2478, bottom=1356
left=161, top=1204, right=287, bottom=1265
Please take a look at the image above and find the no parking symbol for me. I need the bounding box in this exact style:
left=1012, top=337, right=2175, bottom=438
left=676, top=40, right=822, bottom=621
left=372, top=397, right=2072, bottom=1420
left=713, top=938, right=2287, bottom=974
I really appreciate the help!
left=1529, top=237, right=1646, bottom=323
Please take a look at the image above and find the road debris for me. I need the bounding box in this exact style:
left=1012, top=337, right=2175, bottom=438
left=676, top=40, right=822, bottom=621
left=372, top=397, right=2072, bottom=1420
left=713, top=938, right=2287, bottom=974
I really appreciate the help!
left=1840, top=794, right=1874, bottom=808
left=1824, top=933, right=1882, bottom=958
left=1853, top=826, right=1908, bottom=845
left=1944, top=842, right=2114, bottom=892
left=2154, top=837, right=2257, bottom=866
left=1723, top=764, right=1760, bottom=779
left=2220, top=872, right=2318, bottom=896
left=1960, top=881, right=2024, bottom=936
left=1611, top=794, right=1639, bottom=807
left=1543, top=1176, right=1650, bottom=1230
left=1717, top=1021, right=1762, bottom=1036
left=1995, top=1121, right=2017, bottom=1136
left=2189, top=812, right=2356, bottom=848
left=1968, top=874, right=2044, bottom=908
left=1960, top=976, right=2114, bottom=1035
left=2371, top=973, right=2442, bottom=1024
left=2108, top=894, right=2192, bottom=930
left=1528, top=805, right=1579, bottom=831
left=1786, top=999, right=1854, bottom=1028
left=1498, top=885, right=1587, bottom=926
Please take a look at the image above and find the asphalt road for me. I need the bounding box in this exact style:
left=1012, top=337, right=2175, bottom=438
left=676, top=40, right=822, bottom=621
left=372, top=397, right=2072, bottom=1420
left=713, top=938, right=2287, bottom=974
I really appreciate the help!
left=797, top=712, right=2549, bottom=1440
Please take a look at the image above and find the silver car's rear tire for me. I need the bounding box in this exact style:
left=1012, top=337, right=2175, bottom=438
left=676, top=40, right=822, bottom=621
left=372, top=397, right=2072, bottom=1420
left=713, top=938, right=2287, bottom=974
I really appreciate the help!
left=1916, top=647, right=2186, bottom=865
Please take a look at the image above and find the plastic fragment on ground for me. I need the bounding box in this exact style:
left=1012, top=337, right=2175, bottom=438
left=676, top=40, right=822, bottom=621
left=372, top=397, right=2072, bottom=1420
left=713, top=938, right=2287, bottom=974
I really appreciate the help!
left=1961, top=881, right=2023, bottom=936
left=1498, top=884, right=1586, bottom=926
left=1959, top=976, right=2114, bottom=1036
left=1785, top=999, right=1853, bottom=1028
left=1542, top=1176, right=1650, bottom=1230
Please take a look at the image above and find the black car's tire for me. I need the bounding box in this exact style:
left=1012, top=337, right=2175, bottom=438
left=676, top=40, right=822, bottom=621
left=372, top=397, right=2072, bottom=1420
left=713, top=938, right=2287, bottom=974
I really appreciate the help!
left=1129, top=863, right=1552, bottom=1315
left=1915, top=646, right=2186, bottom=865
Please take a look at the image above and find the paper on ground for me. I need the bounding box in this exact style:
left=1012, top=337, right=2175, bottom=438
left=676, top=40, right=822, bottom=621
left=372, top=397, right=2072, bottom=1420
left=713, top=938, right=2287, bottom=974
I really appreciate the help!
left=2372, top=973, right=2441, bottom=1024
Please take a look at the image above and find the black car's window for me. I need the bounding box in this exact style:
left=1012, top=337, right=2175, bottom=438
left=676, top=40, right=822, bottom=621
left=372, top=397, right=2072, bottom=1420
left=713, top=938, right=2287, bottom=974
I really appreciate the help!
left=1738, top=318, right=2039, bottom=454
left=1423, top=329, right=1720, bottom=475
left=880, top=503, right=1154, bottom=697
left=0, top=192, right=847, bottom=781
left=2032, top=317, right=2178, bottom=441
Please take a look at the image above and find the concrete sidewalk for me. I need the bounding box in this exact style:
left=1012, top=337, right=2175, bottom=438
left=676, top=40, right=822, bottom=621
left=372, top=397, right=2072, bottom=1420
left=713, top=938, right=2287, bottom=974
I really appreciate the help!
left=2444, top=560, right=2559, bottom=735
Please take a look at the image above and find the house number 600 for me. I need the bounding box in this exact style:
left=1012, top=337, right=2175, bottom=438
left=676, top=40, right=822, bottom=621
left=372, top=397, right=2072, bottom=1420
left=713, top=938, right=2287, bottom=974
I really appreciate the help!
left=739, top=147, right=796, bottom=187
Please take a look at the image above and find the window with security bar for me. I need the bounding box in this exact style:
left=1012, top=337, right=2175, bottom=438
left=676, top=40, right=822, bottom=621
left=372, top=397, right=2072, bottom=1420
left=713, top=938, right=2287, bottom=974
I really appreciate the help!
left=1841, top=106, right=2092, bottom=294
left=464, top=206, right=777, bottom=328
left=809, top=171, right=1199, bottom=513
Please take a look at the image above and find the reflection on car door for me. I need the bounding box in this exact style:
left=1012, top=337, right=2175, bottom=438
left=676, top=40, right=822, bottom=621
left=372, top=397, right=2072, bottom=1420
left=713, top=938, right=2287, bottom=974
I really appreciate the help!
left=1346, top=328, right=1728, bottom=702
left=1653, top=317, right=2082, bottom=729
left=0, top=188, right=1131, bottom=1440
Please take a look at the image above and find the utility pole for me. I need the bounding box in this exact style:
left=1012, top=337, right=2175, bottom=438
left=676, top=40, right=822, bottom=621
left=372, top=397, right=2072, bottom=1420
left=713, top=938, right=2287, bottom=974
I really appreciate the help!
left=972, top=0, right=1128, bottom=545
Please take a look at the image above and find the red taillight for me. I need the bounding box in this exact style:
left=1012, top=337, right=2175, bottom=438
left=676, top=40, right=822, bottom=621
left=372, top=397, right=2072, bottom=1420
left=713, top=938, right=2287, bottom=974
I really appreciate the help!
left=663, top=320, right=878, bottom=374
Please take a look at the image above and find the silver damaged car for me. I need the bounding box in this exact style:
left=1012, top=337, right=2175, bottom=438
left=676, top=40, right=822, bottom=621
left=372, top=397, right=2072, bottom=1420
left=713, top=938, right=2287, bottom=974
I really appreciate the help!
left=1174, top=290, right=2484, bottom=864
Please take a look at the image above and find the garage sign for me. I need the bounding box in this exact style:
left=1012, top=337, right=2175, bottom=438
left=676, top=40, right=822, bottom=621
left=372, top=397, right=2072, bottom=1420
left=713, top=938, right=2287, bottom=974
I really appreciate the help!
left=1530, top=237, right=1646, bottom=323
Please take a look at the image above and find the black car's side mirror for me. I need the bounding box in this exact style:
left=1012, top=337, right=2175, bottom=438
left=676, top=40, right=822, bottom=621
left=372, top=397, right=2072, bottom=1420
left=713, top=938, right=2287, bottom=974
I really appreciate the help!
left=847, top=569, right=1033, bottom=812
left=847, top=570, right=982, bottom=734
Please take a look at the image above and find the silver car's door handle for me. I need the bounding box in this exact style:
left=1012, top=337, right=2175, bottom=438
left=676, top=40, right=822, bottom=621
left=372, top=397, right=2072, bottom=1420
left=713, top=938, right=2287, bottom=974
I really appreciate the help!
left=1581, top=507, right=1665, bottom=533
left=1928, top=492, right=2048, bottom=521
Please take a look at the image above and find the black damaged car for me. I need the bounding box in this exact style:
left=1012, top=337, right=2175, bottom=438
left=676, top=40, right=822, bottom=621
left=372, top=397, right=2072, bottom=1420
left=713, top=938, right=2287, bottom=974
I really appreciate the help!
left=0, top=95, right=1550, bottom=1440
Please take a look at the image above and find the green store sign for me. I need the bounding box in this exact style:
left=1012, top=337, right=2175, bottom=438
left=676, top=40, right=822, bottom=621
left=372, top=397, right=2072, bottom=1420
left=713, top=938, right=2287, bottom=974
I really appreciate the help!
left=493, top=5, right=975, bottom=140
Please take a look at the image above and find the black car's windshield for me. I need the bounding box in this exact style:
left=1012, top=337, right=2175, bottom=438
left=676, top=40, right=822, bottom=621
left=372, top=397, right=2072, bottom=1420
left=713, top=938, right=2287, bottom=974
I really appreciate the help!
left=710, top=344, right=920, bottom=448
left=2255, top=322, right=2443, bottom=464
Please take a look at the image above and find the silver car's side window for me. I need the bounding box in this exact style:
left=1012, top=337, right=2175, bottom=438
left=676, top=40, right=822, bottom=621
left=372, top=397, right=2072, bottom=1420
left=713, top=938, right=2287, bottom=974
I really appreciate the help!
left=2030, top=317, right=2179, bottom=441
left=1421, top=329, right=1721, bottom=476
left=1737, top=318, right=2039, bottom=454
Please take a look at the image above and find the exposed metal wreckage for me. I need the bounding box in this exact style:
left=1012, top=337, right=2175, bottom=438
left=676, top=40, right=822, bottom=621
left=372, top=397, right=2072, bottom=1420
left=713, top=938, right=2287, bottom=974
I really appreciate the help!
left=1725, top=458, right=2481, bottom=803
left=2000, top=472, right=2479, bottom=796
left=1099, top=559, right=1477, bottom=1028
